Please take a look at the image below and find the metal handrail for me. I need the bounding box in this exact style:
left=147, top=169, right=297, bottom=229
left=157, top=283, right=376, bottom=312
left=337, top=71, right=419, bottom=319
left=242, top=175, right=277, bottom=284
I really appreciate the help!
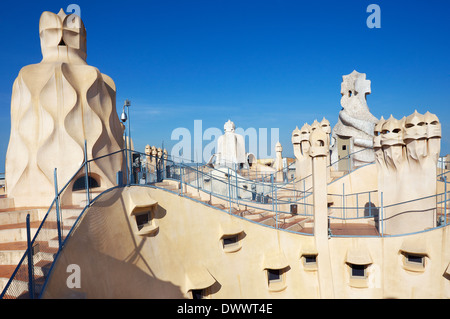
left=2, top=145, right=449, bottom=299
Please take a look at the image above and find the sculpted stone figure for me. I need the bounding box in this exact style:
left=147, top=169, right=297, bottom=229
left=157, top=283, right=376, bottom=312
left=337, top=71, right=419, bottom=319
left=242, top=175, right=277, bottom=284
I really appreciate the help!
left=5, top=9, right=123, bottom=207
left=216, top=120, right=246, bottom=169
left=375, top=111, right=440, bottom=234
left=150, top=146, right=157, bottom=173
left=274, top=142, right=283, bottom=182
left=292, top=123, right=312, bottom=181
left=145, top=145, right=152, bottom=172
left=331, top=71, right=378, bottom=169
left=292, top=117, right=331, bottom=185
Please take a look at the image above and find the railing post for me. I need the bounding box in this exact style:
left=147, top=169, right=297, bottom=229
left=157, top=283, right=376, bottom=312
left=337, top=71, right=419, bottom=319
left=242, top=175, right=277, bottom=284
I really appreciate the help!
left=347, top=148, right=350, bottom=173
left=271, top=174, right=277, bottom=228
left=26, top=214, right=34, bottom=299
left=380, top=191, right=384, bottom=236
left=180, top=161, right=183, bottom=195
left=127, top=104, right=132, bottom=185
left=343, top=183, right=346, bottom=220
left=162, top=152, right=166, bottom=180
left=303, top=179, right=306, bottom=215
left=227, top=168, right=232, bottom=214
left=84, top=141, right=90, bottom=206
left=210, top=170, right=213, bottom=194
left=292, top=175, right=296, bottom=200
left=235, top=163, right=239, bottom=207
left=275, top=175, right=278, bottom=229
left=54, top=168, right=62, bottom=249
left=356, top=193, right=359, bottom=218
left=445, top=176, right=448, bottom=226
left=196, top=162, right=199, bottom=191
left=124, top=137, right=128, bottom=185
left=201, top=166, right=204, bottom=190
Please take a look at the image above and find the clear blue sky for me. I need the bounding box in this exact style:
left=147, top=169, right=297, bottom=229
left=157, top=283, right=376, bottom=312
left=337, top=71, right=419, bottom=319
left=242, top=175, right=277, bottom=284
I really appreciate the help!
left=0, top=0, right=449, bottom=169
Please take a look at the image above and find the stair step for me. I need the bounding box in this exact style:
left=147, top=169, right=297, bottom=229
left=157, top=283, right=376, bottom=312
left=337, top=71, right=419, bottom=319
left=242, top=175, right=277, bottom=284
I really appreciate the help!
left=0, top=208, right=41, bottom=226
left=0, top=242, right=27, bottom=265
left=0, top=197, right=15, bottom=210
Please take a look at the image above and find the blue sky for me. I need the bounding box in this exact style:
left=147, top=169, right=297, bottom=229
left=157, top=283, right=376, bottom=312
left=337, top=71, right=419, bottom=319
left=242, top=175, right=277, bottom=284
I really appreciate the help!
left=0, top=0, right=449, bottom=169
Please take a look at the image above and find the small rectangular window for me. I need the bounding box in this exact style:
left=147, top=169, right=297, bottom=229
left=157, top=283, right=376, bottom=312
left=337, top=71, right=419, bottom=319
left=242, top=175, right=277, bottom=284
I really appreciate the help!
left=223, top=235, right=238, bottom=248
left=351, top=264, right=366, bottom=278
left=267, top=269, right=282, bottom=283
left=221, top=233, right=242, bottom=253
left=342, top=145, right=347, bottom=151
left=302, top=254, right=318, bottom=271
left=135, top=211, right=151, bottom=231
left=406, top=254, right=424, bottom=265
left=304, top=255, right=317, bottom=264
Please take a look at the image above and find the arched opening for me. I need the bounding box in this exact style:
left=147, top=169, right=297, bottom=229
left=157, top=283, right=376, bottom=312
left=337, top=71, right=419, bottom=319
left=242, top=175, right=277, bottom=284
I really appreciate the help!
left=72, top=175, right=100, bottom=191
left=247, top=153, right=256, bottom=168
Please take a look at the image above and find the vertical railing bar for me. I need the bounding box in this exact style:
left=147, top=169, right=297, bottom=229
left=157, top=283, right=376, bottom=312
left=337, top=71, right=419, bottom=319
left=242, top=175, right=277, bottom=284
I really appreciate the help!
left=54, top=168, right=62, bottom=249
left=127, top=105, right=132, bottom=184
left=196, top=162, right=199, bottom=191
left=356, top=193, right=359, bottom=219
left=380, top=191, right=384, bottom=236
left=343, top=183, right=345, bottom=220
left=227, top=168, right=232, bottom=214
left=235, top=163, right=239, bottom=208
left=26, top=214, right=34, bottom=299
left=84, top=141, right=90, bottom=206
left=445, top=176, right=447, bottom=226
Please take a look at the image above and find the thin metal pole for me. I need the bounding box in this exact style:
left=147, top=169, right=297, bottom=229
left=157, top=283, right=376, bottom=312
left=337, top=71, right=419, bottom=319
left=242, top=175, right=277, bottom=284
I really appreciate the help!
left=303, top=179, right=306, bottom=215
left=347, top=148, right=350, bottom=173
left=380, top=191, right=384, bottom=236
left=356, top=193, right=359, bottom=218
left=196, top=162, right=199, bottom=191
left=235, top=163, right=239, bottom=207
left=54, top=168, right=62, bottom=249
left=274, top=175, right=278, bottom=229
left=293, top=175, right=296, bottom=200
left=343, top=183, right=345, bottom=220
left=124, top=131, right=128, bottom=185
left=201, top=166, right=204, bottom=189
left=26, top=214, right=34, bottom=299
left=84, top=141, right=90, bottom=206
left=228, top=168, right=232, bottom=214
left=272, top=174, right=276, bottom=228
left=445, top=176, right=447, bottom=226
left=180, top=162, right=184, bottom=194
left=127, top=104, right=132, bottom=184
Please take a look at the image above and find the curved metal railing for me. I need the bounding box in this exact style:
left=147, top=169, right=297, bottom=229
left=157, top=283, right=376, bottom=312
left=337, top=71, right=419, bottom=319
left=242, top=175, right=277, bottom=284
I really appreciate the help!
left=1, top=145, right=448, bottom=299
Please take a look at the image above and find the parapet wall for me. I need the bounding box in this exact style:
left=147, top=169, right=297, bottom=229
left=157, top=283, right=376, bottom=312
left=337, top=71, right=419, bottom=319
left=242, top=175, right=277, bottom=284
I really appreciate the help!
left=42, top=185, right=450, bottom=299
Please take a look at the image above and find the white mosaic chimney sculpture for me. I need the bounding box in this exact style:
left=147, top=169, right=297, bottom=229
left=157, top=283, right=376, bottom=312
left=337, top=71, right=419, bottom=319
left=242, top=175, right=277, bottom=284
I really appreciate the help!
left=5, top=9, right=124, bottom=207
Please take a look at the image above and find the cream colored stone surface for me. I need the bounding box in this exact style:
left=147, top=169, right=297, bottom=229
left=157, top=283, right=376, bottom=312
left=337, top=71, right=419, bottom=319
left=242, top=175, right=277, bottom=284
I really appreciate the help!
left=216, top=120, right=246, bottom=168
left=42, top=185, right=450, bottom=299
left=331, top=70, right=378, bottom=168
left=310, top=125, right=334, bottom=298
left=4, top=9, right=449, bottom=301
left=292, top=118, right=332, bottom=187
left=375, top=111, right=440, bottom=235
left=274, top=142, right=283, bottom=182
left=292, top=123, right=312, bottom=181
left=5, top=9, right=124, bottom=207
